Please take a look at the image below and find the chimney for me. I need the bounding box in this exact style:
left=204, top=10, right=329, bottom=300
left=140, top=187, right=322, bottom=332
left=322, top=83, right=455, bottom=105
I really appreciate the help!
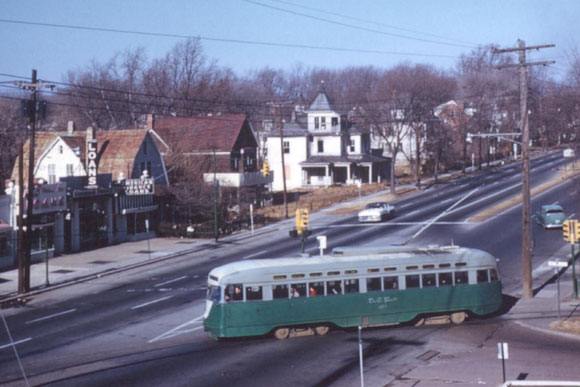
left=146, top=114, right=155, bottom=129
left=67, top=121, right=75, bottom=135
left=86, top=126, right=95, bottom=141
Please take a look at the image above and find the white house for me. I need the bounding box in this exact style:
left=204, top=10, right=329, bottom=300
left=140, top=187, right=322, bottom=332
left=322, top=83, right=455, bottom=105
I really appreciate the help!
left=267, top=88, right=390, bottom=191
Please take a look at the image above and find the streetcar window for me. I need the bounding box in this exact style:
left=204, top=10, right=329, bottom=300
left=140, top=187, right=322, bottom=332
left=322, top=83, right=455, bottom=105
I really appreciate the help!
left=439, top=263, right=451, bottom=268
left=455, top=262, right=467, bottom=267
left=384, top=267, right=396, bottom=272
left=344, top=279, right=359, bottom=293
left=292, top=273, right=305, bottom=278
left=310, top=272, right=323, bottom=277
left=246, top=286, right=263, bottom=301
left=490, top=269, right=499, bottom=282
left=367, top=277, right=382, bottom=292
left=383, top=276, right=398, bottom=290
left=422, top=273, right=436, bottom=288
left=406, top=275, right=420, bottom=288
left=226, top=284, right=244, bottom=302
left=477, top=270, right=489, bottom=283
left=423, top=264, right=435, bottom=269
left=438, top=272, right=453, bottom=287
left=273, top=284, right=289, bottom=299
left=406, top=265, right=418, bottom=270
left=309, top=282, right=324, bottom=297
left=326, top=280, right=343, bottom=296
left=345, top=269, right=358, bottom=275
left=207, top=285, right=221, bottom=302
left=328, top=271, right=340, bottom=276
left=291, top=283, right=306, bottom=298
left=454, top=271, right=468, bottom=285
left=273, top=275, right=287, bottom=280
left=367, top=268, right=379, bottom=273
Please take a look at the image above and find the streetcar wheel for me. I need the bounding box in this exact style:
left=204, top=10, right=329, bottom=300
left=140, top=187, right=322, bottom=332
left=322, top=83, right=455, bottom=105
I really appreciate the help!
left=450, top=312, right=466, bottom=325
left=314, top=326, right=329, bottom=336
left=274, top=328, right=290, bottom=340
left=414, top=318, right=425, bottom=327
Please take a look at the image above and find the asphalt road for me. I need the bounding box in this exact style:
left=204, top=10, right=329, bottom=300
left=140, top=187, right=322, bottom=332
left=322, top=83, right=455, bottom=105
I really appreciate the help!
left=1, top=151, right=579, bottom=386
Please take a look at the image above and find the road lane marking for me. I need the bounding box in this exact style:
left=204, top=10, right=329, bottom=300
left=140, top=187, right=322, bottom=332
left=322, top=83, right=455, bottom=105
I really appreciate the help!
left=154, top=276, right=188, bottom=288
left=410, top=188, right=479, bottom=241
left=149, top=314, right=204, bottom=343
left=243, top=250, right=267, bottom=260
left=0, top=337, right=32, bottom=350
left=131, top=296, right=174, bottom=310
left=25, top=309, right=77, bottom=325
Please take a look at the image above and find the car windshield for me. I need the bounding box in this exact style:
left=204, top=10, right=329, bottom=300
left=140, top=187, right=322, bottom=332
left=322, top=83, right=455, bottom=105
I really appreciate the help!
left=366, top=203, right=383, bottom=209
left=546, top=209, right=563, bottom=214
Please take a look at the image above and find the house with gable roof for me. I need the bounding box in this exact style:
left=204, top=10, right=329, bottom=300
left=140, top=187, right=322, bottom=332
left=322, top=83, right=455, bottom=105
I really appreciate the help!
left=267, top=86, right=390, bottom=191
left=149, top=113, right=272, bottom=213
left=3, top=122, right=168, bottom=268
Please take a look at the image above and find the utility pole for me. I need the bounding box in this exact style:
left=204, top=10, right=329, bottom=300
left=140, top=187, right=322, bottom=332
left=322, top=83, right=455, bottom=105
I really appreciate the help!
left=17, top=69, right=54, bottom=293
left=268, top=101, right=292, bottom=219
left=494, top=41, right=555, bottom=299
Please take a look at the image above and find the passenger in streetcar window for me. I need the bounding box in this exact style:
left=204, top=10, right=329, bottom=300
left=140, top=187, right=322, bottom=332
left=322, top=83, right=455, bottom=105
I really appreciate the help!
left=231, top=285, right=243, bottom=301
left=290, top=286, right=299, bottom=298
left=309, top=286, right=317, bottom=296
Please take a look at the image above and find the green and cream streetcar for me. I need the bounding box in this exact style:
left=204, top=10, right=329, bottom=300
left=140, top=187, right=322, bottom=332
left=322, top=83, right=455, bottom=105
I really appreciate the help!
left=203, top=245, right=502, bottom=340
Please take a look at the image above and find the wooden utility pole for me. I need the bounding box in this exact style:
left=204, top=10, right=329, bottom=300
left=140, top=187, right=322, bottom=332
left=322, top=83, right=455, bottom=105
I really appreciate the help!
left=494, top=41, right=555, bottom=299
left=17, top=69, right=54, bottom=293
left=268, top=101, right=292, bottom=219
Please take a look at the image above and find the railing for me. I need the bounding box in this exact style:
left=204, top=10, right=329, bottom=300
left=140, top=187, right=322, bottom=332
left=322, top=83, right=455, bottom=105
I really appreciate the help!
left=203, top=171, right=274, bottom=187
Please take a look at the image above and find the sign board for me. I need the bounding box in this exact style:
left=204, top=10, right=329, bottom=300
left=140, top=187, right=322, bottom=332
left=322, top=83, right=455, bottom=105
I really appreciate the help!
left=563, top=148, right=575, bottom=158
left=548, top=259, right=568, bottom=268
left=24, top=182, right=67, bottom=215
left=497, top=342, right=509, bottom=360
left=124, top=178, right=154, bottom=195
left=86, top=139, right=98, bottom=189
left=316, top=235, right=327, bottom=249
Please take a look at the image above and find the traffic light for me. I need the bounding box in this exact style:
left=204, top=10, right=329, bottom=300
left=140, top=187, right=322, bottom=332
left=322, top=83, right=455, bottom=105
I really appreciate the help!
left=575, top=221, right=580, bottom=243
left=295, top=209, right=303, bottom=234
left=563, top=220, right=571, bottom=243
left=301, top=209, right=309, bottom=229
left=262, top=161, right=270, bottom=176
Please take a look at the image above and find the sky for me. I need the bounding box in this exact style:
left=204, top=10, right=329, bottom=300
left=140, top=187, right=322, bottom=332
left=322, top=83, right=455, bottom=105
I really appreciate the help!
left=0, top=0, right=579, bottom=85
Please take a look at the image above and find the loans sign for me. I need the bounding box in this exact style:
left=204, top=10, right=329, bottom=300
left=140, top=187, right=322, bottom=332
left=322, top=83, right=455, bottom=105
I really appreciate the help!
left=86, top=139, right=98, bottom=189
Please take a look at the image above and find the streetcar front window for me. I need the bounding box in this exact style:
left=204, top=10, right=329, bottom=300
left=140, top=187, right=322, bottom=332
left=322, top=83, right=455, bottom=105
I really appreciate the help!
left=207, top=285, right=221, bottom=302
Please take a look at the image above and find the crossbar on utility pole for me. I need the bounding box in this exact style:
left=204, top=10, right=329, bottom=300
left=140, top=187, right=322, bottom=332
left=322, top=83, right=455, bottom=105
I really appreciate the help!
left=493, top=41, right=555, bottom=299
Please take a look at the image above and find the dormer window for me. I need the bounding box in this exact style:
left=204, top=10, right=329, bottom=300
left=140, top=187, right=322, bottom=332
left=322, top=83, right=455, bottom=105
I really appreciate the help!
left=314, top=117, right=320, bottom=129
left=59, top=145, right=64, bottom=154
left=321, top=117, right=326, bottom=129
left=349, top=139, right=355, bottom=152
left=331, top=117, right=338, bottom=128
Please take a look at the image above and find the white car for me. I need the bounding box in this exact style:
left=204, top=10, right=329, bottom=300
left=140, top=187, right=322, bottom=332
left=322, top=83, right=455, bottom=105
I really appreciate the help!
left=358, top=202, right=395, bottom=223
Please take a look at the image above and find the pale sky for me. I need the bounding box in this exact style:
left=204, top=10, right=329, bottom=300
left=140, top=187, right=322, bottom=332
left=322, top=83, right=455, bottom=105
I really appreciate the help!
left=0, top=0, right=578, bottom=84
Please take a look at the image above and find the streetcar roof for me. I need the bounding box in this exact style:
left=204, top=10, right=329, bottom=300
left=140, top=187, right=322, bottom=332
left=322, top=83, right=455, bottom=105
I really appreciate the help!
left=208, top=245, right=497, bottom=284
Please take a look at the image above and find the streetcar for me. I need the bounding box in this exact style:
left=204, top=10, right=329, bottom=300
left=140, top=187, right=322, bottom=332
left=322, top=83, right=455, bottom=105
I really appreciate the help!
left=203, top=245, right=502, bottom=340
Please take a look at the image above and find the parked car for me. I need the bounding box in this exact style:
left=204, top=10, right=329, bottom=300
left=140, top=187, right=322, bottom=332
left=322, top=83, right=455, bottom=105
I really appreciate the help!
left=358, top=202, right=395, bottom=223
left=536, top=204, right=567, bottom=229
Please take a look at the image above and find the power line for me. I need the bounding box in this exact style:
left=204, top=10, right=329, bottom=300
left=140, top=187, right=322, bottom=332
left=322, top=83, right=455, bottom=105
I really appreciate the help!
left=0, top=18, right=470, bottom=60
left=266, top=0, right=477, bottom=47
left=242, top=0, right=476, bottom=49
